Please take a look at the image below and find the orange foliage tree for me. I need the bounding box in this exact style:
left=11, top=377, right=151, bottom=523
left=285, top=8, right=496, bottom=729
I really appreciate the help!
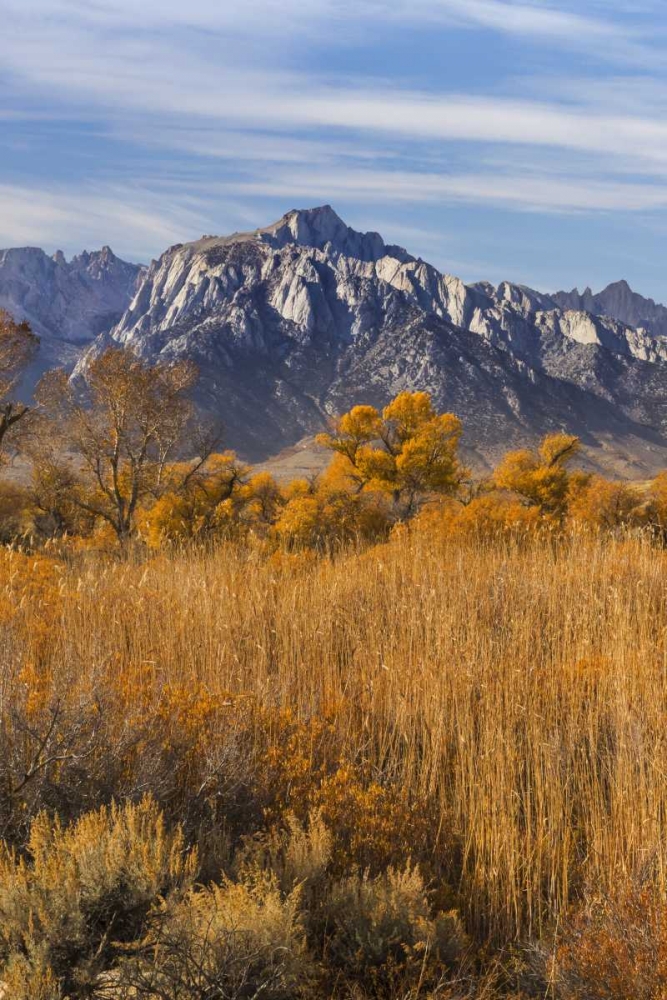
left=317, top=391, right=466, bottom=520
left=492, top=432, right=583, bottom=521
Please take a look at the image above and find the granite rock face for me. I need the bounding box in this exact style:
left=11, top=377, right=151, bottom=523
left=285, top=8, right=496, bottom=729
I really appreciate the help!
left=0, top=245, right=144, bottom=387
left=82, top=206, right=667, bottom=474
left=553, top=280, right=667, bottom=340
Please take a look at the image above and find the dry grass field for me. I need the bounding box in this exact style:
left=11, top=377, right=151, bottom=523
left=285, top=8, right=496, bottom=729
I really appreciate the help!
left=1, top=349, right=666, bottom=996
left=2, top=526, right=667, bottom=996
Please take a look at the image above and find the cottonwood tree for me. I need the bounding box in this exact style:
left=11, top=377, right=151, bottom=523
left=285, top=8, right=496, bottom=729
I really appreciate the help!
left=145, top=460, right=289, bottom=546
left=0, top=310, right=38, bottom=461
left=317, top=391, right=466, bottom=519
left=492, top=432, right=583, bottom=520
left=144, top=451, right=251, bottom=545
left=36, top=347, right=215, bottom=544
left=569, top=475, right=641, bottom=532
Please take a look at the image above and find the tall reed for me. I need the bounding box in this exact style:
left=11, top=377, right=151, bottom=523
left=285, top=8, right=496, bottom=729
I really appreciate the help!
left=2, top=529, right=666, bottom=941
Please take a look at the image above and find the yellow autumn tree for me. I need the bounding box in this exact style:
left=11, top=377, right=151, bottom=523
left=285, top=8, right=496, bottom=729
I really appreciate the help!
left=144, top=458, right=286, bottom=547
left=35, top=347, right=211, bottom=546
left=143, top=451, right=250, bottom=546
left=208, top=469, right=285, bottom=540
left=419, top=493, right=543, bottom=540
left=568, top=475, right=642, bottom=532
left=492, top=432, right=583, bottom=521
left=276, top=491, right=390, bottom=551
left=317, top=391, right=466, bottom=520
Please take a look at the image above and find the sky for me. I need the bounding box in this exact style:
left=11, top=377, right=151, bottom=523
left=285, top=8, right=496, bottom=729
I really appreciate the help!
left=2, top=0, right=667, bottom=298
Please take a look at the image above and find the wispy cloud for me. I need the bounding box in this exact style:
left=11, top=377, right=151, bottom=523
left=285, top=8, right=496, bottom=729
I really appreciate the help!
left=6, top=0, right=657, bottom=62
left=3, top=0, right=667, bottom=296
left=402, top=0, right=653, bottom=63
left=227, top=165, right=667, bottom=213
left=108, top=123, right=386, bottom=167
left=5, top=20, right=667, bottom=180
left=0, top=182, right=226, bottom=260
left=2, top=4, right=667, bottom=173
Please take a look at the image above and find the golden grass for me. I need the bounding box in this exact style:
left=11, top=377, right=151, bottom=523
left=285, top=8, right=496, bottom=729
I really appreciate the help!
left=2, top=527, right=667, bottom=944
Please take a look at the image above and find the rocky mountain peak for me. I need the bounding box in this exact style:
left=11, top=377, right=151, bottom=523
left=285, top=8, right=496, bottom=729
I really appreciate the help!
left=0, top=244, right=143, bottom=347
left=7, top=205, right=667, bottom=476
left=553, top=279, right=667, bottom=339
left=257, top=204, right=407, bottom=263
left=84, top=205, right=667, bottom=474
left=264, top=204, right=348, bottom=245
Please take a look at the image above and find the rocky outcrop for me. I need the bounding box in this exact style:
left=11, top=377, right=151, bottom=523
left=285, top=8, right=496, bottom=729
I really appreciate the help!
left=553, top=280, right=667, bottom=341
left=89, top=206, right=667, bottom=474
left=0, top=245, right=144, bottom=388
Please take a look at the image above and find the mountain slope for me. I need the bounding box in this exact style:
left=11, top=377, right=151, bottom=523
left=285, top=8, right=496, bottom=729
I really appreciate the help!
left=87, top=205, right=667, bottom=475
left=0, top=245, right=144, bottom=387
left=552, top=280, right=667, bottom=340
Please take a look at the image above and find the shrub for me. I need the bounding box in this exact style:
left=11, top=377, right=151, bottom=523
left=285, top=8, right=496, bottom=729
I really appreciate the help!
left=0, top=481, right=31, bottom=543
left=275, top=487, right=390, bottom=550
left=238, top=809, right=333, bottom=899
left=324, top=863, right=467, bottom=996
left=568, top=476, right=642, bottom=532
left=116, top=873, right=313, bottom=1000
left=552, top=882, right=667, bottom=999
left=0, top=797, right=197, bottom=998
left=2, top=944, right=62, bottom=1000
left=258, top=711, right=431, bottom=875
left=317, top=765, right=433, bottom=874
left=423, top=495, right=543, bottom=539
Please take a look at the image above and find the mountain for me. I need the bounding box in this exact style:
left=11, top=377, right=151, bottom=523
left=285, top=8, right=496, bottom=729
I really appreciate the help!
left=73, top=204, right=667, bottom=476
left=0, top=245, right=143, bottom=386
left=552, top=280, right=667, bottom=340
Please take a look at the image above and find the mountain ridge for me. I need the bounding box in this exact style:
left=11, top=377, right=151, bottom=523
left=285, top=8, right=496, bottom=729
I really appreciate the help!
left=0, top=245, right=144, bottom=343
left=552, top=279, right=667, bottom=340
left=89, top=206, right=667, bottom=474
left=4, top=206, right=667, bottom=475
left=0, top=244, right=145, bottom=388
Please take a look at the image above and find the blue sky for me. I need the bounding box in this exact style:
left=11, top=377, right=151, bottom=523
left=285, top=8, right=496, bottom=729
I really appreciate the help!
left=3, top=0, right=667, bottom=298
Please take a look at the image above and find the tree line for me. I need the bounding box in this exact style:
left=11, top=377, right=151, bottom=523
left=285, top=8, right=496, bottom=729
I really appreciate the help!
left=2, top=308, right=667, bottom=550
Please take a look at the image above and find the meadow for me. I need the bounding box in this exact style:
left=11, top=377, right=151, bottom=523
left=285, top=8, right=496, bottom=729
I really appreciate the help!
left=1, top=524, right=667, bottom=998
